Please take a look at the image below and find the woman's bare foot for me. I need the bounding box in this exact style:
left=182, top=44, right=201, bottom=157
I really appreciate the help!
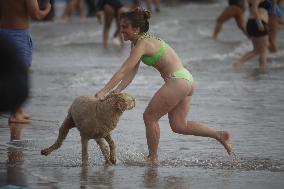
left=217, top=131, right=233, bottom=156
left=20, top=110, right=31, bottom=119
left=18, top=108, right=31, bottom=119
left=9, top=115, right=31, bottom=124
left=9, top=109, right=31, bottom=124
left=22, top=112, right=31, bottom=119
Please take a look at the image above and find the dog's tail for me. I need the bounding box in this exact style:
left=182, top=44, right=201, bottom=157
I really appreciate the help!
left=41, top=109, right=75, bottom=156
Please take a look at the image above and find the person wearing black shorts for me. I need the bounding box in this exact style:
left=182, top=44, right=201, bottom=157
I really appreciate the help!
left=235, top=0, right=269, bottom=72
left=97, top=0, right=125, bottom=49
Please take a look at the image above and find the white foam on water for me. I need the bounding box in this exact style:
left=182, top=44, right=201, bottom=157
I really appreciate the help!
left=188, top=41, right=252, bottom=63
left=42, top=30, right=101, bottom=46
left=30, top=172, right=58, bottom=183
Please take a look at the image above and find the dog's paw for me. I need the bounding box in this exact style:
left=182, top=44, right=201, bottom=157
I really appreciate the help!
left=41, top=149, right=49, bottom=156
left=110, top=156, right=116, bottom=165
left=104, top=158, right=113, bottom=165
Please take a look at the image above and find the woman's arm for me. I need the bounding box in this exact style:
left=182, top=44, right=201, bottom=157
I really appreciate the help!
left=26, top=0, right=51, bottom=20
left=249, top=0, right=264, bottom=31
left=249, top=0, right=260, bottom=19
left=95, top=42, right=144, bottom=99
left=112, top=62, right=140, bottom=93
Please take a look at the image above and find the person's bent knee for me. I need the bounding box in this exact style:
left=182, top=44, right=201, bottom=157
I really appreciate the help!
left=143, top=111, right=157, bottom=126
left=169, top=120, right=186, bottom=134
left=143, top=111, right=153, bottom=124
left=170, top=125, right=185, bottom=134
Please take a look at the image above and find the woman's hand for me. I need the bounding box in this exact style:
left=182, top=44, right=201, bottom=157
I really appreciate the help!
left=110, top=88, right=121, bottom=94
left=95, top=89, right=107, bottom=100
left=256, top=19, right=264, bottom=32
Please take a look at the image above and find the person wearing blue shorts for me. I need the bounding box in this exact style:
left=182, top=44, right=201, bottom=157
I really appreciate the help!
left=0, top=0, right=51, bottom=123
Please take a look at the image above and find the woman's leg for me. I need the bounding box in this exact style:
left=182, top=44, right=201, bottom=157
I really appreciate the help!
left=255, top=35, right=269, bottom=71
left=213, top=6, right=238, bottom=39
left=143, top=79, right=191, bottom=163
left=154, top=0, right=161, bottom=12
left=78, top=0, right=86, bottom=21
left=268, top=15, right=278, bottom=52
left=234, top=10, right=247, bottom=37
left=235, top=37, right=258, bottom=66
left=65, top=0, right=78, bottom=20
left=9, top=107, right=31, bottom=124
left=113, top=8, right=124, bottom=48
left=168, top=93, right=232, bottom=155
left=61, top=0, right=73, bottom=21
left=103, top=5, right=114, bottom=49
left=146, top=0, right=152, bottom=12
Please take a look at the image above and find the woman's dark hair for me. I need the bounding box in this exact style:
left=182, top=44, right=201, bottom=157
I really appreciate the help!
left=121, top=8, right=151, bottom=33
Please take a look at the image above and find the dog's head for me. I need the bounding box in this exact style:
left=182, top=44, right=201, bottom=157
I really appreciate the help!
left=105, top=93, right=135, bottom=112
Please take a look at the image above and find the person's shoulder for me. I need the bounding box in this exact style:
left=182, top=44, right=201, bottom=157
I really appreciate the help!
left=132, top=40, right=146, bottom=51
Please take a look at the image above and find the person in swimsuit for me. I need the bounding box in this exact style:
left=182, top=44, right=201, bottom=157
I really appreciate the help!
left=95, top=8, right=232, bottom=164
left=0, top=0, right=51, bottom=123
left=97, top=0, right=125, bottom=49
left=235, top=0, right=269, bottom=72
left=213, top=0, right=246, bottom=39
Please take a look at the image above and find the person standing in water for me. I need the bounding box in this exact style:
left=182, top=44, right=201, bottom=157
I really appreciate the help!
left=213, top=0, right=247, bottom=39
left=96, top=0, right=125, bottom=49
left=235, top=0, right=269, bottom=72
left=95, top=8, right=232, bottom=164
left=0, top=0, right=51, bottom=123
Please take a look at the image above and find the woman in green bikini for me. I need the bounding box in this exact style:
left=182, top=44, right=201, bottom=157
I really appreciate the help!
left=95, top=8, right=232, bottom=164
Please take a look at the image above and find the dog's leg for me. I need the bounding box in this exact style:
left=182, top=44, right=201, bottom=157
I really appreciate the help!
left=81, top=135, right=89, bottom=167
left=95, top=138, right=111, bottom=165
left=41, top=112, right=74, bottom=156
left=105, top=134, right=116, bottom=165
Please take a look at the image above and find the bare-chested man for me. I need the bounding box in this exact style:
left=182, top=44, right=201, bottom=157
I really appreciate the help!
left=0, top=0, right=51, bottom=123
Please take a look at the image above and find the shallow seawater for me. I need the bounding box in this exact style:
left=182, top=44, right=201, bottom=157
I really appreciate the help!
left=1, top=1, right=284, bottom=188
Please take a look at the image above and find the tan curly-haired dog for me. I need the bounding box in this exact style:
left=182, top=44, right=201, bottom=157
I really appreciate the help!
left=41, top=93, right=135, bottom=166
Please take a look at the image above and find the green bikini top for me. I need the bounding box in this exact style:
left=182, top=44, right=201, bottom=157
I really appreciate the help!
left=138, top=34, right=169, bottom=66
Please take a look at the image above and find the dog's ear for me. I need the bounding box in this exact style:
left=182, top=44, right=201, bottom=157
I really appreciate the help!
left=115, top=99, right=127, bottom=112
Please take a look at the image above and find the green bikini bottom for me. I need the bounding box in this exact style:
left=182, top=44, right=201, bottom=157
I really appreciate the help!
left=171, top=68, right=194, bottom=84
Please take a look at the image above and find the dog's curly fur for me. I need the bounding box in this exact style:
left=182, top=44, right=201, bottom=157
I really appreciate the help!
left=41, top=93, right=135, bottom=166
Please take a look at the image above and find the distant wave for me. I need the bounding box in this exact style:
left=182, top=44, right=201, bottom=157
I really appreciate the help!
left=187, top=42, right=284, bottom=63
left=187, top=41, right=252, bottom=63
